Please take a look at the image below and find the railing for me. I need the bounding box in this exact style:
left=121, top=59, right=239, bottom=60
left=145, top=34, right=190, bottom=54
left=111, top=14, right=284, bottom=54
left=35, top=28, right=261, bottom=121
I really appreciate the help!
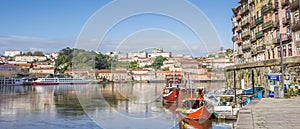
left=255, top=31, right=264, bottom=39
left=256, top=45, right=266, bottom=52
left=255, top=16, right=263, bottom=25
left=241, top=18, right=250, bottom=26
left=292, top=21, right=300, bottom=31
left=251, top=48, right=257, bottom=55
left=242, top=30, right=250, bottom=38
left=290, top=0, right=299, bottom=10
left=240, top=6, right=249, bottom=14
left=250, top=36, right=256, bottom=43
left=263, top=21, right=274, bottom=30
left=242, top=42, right=252, bottom=50
left=262, top=3, right=273, bottom=13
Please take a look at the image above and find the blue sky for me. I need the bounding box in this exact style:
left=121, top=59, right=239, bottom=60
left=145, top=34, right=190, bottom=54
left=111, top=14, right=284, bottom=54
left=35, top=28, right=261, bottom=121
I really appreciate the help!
left=0, top=0, right=238, bottom=56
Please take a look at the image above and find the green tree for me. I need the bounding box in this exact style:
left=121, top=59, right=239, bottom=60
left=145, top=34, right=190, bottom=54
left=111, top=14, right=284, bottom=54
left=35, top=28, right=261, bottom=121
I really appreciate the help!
left=152, top=56, right=166, bottom=70
left=33, top=51, right=44, bottom=56
left=25, top=51, right=33, bottom=56
left=129, top=61, right=138, bottom=68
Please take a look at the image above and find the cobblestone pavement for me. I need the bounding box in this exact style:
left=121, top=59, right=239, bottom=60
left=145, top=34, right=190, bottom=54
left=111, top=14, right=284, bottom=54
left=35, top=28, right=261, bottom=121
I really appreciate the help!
left=236, top=96, right=300, bottom=129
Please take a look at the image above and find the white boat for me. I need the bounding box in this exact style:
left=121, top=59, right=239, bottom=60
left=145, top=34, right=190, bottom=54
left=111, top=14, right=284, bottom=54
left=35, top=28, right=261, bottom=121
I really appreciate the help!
left=0, top=77, right=24, bottom=86
left=32, top=78, right=89, bottom=85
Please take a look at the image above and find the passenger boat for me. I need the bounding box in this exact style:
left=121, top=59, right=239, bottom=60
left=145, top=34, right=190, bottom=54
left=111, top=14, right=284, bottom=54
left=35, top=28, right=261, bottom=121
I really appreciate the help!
left=0, top=77, right=24, bottom=86
left=32, top=78, right=89, bottom=85
left=176, top=88, right=212, bottom=121
left=162, top=74, right=182, bottom=103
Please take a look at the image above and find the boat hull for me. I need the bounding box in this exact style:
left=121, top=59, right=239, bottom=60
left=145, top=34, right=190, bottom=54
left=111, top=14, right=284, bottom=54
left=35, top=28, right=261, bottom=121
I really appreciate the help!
left=32, top=82, right=88, bottom=86
left=177, top=106, right=212, bottom=121
left=163, top=89, right=179, bottom=102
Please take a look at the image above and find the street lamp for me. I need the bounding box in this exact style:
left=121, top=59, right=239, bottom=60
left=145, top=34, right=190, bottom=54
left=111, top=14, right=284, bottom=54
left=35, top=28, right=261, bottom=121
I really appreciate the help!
left=279, top=32, right=290, bottom=98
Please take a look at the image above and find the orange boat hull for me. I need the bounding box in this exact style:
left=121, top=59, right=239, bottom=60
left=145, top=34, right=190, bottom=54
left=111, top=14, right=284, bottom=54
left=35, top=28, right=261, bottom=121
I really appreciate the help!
left=178, top=106, right=211, bottom=121
left=163, top=89, right=179, bottom=102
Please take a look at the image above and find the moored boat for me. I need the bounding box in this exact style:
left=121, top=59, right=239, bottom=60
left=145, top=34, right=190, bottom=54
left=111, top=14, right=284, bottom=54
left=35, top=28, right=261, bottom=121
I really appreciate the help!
left=0, top=77, right=24, bottom=86
left=176, top=88, right=212, bottom=121
left=162, top=74, right=182, bottom=103
left=32, top=78, right=89, bottom=85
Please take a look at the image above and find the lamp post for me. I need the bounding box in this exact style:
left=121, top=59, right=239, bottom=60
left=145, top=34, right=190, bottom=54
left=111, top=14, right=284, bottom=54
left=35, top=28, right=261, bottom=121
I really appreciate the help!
left=279, top=32, right=290, bottom=98
left=233, top=66, right=237, bottom=105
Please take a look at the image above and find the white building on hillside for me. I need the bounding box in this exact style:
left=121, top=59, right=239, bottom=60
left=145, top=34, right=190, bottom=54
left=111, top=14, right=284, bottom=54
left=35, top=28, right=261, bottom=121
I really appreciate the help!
left=4, top=50, right=21, bottom=57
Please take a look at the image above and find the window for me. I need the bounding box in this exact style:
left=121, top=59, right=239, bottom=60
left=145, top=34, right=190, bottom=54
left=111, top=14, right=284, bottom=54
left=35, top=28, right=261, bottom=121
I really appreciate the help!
left=278, top=46, right=281, bottom=58
left=297, top=46, right=300, bottom=55
left=283, top=45, right=286, bottom=57
left=288, top=44, right=292, bottom=56
left=296, top=33, right=300, bottom=41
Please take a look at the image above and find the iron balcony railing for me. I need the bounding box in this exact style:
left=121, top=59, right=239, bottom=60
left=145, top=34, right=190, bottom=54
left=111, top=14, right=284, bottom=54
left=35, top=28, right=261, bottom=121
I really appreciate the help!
left=255, top=31, right=264, bottom=39
left=255, top=16, right=263, bottom=25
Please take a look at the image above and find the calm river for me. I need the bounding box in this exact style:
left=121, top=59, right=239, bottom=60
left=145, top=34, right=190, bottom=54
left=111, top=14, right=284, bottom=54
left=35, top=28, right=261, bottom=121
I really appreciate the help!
left=0, top=83, right=235, bottom=129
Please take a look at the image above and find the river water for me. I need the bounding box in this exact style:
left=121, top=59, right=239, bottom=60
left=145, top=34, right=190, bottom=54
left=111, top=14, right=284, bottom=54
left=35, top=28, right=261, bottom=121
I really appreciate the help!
left=0, top=83, right=235, bottom=129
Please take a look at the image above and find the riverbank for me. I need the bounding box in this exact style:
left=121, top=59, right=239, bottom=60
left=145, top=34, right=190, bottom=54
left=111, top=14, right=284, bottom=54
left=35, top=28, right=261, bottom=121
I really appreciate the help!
left=236, top=97, right=300, bottom=129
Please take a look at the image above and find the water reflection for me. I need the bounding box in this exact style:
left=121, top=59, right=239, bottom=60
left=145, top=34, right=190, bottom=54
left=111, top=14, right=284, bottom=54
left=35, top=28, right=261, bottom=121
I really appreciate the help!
left=0, top=83, right=235, bottom=129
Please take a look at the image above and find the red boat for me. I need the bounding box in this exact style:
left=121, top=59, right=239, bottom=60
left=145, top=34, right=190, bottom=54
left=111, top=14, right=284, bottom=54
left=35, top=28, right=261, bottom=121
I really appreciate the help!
left=162, top=87, right=179, bottom=102
left=162, top=74, right=181, bottom=103
left=176, top=89, right=212, bottom=121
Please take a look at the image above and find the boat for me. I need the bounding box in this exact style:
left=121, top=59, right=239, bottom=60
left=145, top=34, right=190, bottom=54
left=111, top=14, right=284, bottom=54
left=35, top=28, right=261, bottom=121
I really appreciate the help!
left=162, top=74, right=181, bottom=103
left=32, top=78, right=89, bottom=85
left=176, top=88, right=212, bottom=121
left=179, top=118, right=212, bottom=129
left=0, top=77, right=24, bottom=86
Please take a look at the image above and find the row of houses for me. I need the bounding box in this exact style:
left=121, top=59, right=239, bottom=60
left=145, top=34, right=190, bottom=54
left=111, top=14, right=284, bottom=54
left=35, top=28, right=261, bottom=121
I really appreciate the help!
left=64, top=69, right=225, bottom=82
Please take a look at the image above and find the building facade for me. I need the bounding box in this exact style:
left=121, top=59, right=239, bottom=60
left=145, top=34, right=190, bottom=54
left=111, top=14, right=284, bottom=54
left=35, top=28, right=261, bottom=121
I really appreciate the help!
left=232, top=0, right=300, bottom=64
left=4, top=50, right=21, bottom=57
left=227, top=0, right=300, bottom=90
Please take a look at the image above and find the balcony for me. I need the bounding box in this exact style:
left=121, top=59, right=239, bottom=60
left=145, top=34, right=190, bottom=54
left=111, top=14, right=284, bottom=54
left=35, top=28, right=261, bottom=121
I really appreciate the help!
left=256, top=45, right=266, bottom=52
left=251, top=48, right=257, bottom=55
left=255, top=31, right=264, bottom=39
left=241, top=18, right=250, bottom=27
left=255, top=16, right=263, bottom=25
left=235, top=25, right=242, bottom=32
left=263, top=21, right=273, bottom=30
left=242, top=31, right=250, bottom=39
left=282, top=17, right=291, bottom=26
left=281, top=0, right=290, bottom=8
left=250, top=20, right=256, bottom=28
left=262, top=3, right=273, bottom=13
left=292, top=21, right=300, bottom=31
left=240, top=6, right=249, bottom=15
left=250, top=36, right=256, bottom=43
left=242, top=42, right=252, bottom=50
left=290, top=0, right=300, bottom=10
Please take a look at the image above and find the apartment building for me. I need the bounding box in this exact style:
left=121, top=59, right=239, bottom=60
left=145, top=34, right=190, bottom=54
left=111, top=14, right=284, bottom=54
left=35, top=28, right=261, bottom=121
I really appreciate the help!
left=232, top=0, right=300, bottom=64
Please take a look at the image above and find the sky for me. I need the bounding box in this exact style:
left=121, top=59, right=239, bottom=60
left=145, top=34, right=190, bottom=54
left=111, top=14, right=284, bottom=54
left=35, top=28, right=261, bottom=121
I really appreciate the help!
left=0, top=0, right=239, bottom=57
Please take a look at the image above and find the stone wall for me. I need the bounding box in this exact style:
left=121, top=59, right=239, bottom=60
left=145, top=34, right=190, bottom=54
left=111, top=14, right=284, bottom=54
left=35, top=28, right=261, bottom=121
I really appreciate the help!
left=225, top=56, right=300, bottom=89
